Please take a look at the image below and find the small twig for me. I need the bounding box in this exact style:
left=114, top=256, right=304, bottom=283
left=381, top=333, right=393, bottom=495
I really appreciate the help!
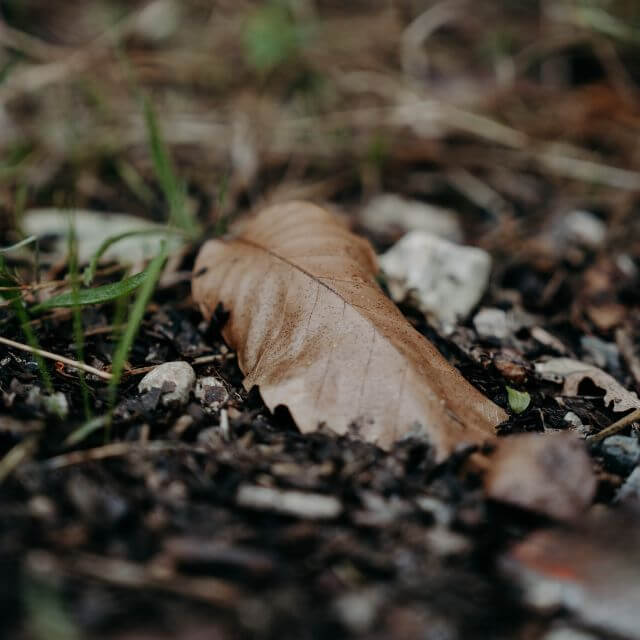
left=0, top=19, right=69, bottom=61
left=446, top=168, right=513, bottom=218
left=588, top=408, right=640, bottom=443
left=121, top=364, right=156, bottom=377
left=0, top=279, right=66, bottom=292
left=0, top=335, right=112, bottom=381
left=84, top=324, right=125, bottom=337
left=192, top=353, right=235, bottom=365
left=40, top=441, right=206, bottom=470
left=26, top=550, right=241, bottom=608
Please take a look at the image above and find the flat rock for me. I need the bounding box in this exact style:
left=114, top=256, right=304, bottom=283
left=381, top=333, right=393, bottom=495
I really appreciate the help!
left=22, top=209, right=183, bottom=264
left=379, top=231, right=491, bottom=331
left=138, top=362, right=196, bottom=406
left=485, top=432, right=596, bottom=521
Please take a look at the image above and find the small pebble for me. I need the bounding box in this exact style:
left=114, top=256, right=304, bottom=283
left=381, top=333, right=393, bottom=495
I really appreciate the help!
left=26, top=386, right=69, bottom=418
left=42, top=392, right=69, bottom=418
left=580, top=335, right=620, bottom=371
left=563, top=411, right=591, bottom=438
left=561, top=210, right=607, bottom=249
left=333, top=589, right=382, bottom=634
left=138, top=362, right=195, bottom=406
left=601, top=435, right=640, bottom=475
left=195, top=375, right=229, bottom=413
left=474, top=308, right=509, bottom=339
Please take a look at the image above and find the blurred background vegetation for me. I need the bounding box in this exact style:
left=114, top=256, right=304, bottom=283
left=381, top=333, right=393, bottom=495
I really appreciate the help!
left=1, top=0, right=640, bottom=247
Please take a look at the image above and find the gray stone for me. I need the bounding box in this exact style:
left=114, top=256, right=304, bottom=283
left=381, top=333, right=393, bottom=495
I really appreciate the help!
left=602, top=435, right=640, bottom=475
left=473, top=308, right=509, bottom=339
left=380, top=231, right=491, bottom=331
left=138, top=362, right=195, bottom=406
left=580, top=335, right=620, bottom=371
left=195, top=375, right=229, bottom=413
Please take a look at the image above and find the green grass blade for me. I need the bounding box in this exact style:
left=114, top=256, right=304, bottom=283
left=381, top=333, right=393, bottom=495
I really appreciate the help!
left=32, top=268, right=153, bottom=312
left=106, top=246, right=168, bottom=431
left=0, top=235, right=37, bottom=253
left=64, top=415, right=108, bottom=446
left=67, top=218, right=92, bottom=420
left=143, top=97, right=199, bottom=237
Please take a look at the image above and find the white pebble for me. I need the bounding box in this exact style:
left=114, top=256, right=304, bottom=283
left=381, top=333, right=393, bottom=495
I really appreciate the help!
left=138, top=362, right=195, bottom=406
left=195, top=375, right=229, bottom=413
left=380, top=231, right=491, bottom=331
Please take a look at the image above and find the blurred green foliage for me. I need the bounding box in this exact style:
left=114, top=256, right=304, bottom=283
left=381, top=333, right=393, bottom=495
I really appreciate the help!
left=243, top=1, right=314, bottom=73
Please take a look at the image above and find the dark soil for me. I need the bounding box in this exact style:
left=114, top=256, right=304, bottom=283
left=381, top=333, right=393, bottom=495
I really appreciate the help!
left=2, top=2, right=640, bottom=639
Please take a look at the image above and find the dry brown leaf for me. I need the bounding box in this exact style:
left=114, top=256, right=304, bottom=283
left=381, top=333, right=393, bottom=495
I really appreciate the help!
left=485, top=432, right=596, bottom=521
left=535, top=357, right=640, bottom=412
left=192, top=201, right=506, bottom=458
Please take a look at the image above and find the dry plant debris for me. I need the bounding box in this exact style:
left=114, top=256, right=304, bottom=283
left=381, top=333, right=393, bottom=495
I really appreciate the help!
left=192, top=201, right=506, bottom=458
left=485, top=432, right=596, bottom=521
left=535, top=358, right=640, bottom=412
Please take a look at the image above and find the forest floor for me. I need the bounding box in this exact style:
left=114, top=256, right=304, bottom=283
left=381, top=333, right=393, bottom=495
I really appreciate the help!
left=1, top=2, right=640, bottom=639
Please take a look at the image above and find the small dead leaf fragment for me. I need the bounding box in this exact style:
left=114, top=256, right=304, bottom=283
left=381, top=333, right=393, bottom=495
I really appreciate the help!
left=535, top=357, right=640, bottom=412
left=192, top=201, right=506, bottom=459
left=485, top=432, right=596, bottom=521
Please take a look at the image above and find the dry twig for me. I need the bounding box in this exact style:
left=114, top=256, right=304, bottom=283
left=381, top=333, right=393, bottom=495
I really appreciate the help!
left=0, top=335, right=112, bottom=381
left=588, top=408, right=640, bottom=443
